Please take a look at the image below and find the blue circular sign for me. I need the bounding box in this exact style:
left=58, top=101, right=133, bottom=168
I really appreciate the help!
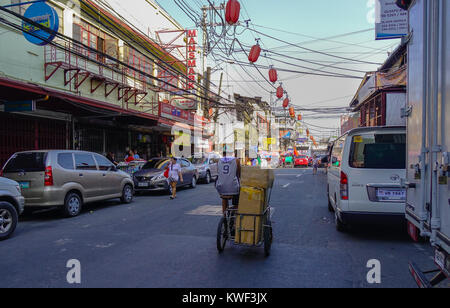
left=22, top=2, right=59, bottom=46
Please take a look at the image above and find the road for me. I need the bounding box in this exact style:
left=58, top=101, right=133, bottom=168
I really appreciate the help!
left=0, top=168, right=436, bottom=288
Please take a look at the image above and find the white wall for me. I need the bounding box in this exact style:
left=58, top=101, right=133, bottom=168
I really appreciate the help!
left=386, top=92, right=406, bottom=126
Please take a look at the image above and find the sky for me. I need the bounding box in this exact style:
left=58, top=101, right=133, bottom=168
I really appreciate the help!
left=152, top=0, right=400, bottom=138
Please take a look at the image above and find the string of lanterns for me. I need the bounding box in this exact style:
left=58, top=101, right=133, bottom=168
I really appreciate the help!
left=226, top=0, right=318, bottom=147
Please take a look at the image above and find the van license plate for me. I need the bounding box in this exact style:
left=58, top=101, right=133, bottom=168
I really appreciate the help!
left=18, top=182, right=30, bottom=189
left=138, top=182, right=149, bottom=188
left=376, top=189, right=406, bottom=201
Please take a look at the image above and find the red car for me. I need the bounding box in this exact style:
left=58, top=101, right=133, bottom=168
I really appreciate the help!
left=294, top=155, right=309, bottom=168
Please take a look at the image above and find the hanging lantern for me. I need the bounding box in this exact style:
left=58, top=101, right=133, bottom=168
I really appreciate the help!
left=268, top=67, right=278, bottom=83
left=289, top=107, right=295, bottom=119
left=248, top=43, right=261, bottom=63
left=282, top=97, right=289, bottom=108
left=297, top=114, right=302, bottom=121
left=306, top=129, right=310, bottom=137
left=276, top=85, right=284, bottom=99
left=225, top=0, right=240, bottom=25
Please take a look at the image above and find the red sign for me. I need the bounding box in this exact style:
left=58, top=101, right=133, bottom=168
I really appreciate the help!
left=160, top=102, right=194, bottom=125
left=186, top=29, right=198, bottom=90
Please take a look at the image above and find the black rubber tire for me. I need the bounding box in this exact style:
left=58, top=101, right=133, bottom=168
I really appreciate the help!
left=264, top=220, right=273, bottom=257
left=62, top=192, right=82, bottom=218
left=217, top=217, right=228, bottom=253
left=191, top=176, right=197, bottom=189
left=0, top=202, right=18, bottom=241
left=205, top=171, right=211, bottom=184
left=120, top=184, right=134, bottom=204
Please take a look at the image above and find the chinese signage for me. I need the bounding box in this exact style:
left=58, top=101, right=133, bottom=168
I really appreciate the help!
left=22, top=2, right=59, bottom=46
left=375, top=0, right=408, bottom=40
left=160, top=102, right=195, bottom=125
left=186, top=29, right=198, bottom=90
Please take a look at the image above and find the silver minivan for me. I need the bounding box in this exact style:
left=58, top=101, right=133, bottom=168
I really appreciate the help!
left=1, top=150, right=134, bottom=217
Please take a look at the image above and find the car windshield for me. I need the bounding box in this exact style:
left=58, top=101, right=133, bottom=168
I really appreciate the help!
left=142, top=159, right=170, bottom=170
left=192, top=156, right=207, bottom=165
left=297, top=156, right=307, bottom=159
left=3, top=152, right=47, bottom=173
left=349, top=133, right=406, bottom=169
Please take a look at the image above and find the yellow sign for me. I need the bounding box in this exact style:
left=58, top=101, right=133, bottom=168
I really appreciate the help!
left=354, top=136, right=363, bottom=143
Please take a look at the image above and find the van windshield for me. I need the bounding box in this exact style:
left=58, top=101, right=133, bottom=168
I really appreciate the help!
left=3, top=152, right=47, bottom=173
left=349, top=133, right=406, bottom=169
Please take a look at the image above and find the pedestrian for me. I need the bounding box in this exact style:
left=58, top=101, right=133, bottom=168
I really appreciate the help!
left=133, top=150, right=140, bottom=160
left=313, top=155, right=319, bottom=175
left=216, top=151, right=241, bottom=215
left=125, top=150, right=135, bottom=163
left=167, top=157, right=183, bottom=200
left=106, top=152, right=118, bottom=166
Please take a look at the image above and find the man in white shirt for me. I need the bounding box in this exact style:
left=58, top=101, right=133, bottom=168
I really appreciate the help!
left=168, top=157, right=183, bottom=200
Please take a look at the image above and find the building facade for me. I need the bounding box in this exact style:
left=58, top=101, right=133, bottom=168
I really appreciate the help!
left=0, top=0, right=198, bottom=166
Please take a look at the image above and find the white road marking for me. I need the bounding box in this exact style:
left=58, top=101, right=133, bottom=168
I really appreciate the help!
left=186, top=205, right=276, bottom=218
left=283, top=183, right=291, bottom=188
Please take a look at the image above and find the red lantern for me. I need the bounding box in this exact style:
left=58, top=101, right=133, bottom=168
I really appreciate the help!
left=225, top=0, right=240, bottom=25
left=276, top=85, right=283, bottom=99
left=248, top=44, right=261, bottom=63
left=269, top=68, right=278, bottom=83
left=289, top=107, right=295, bottom=118
left=306, top=129, right=310, bottom=137
left=282, top=97, right=289, bottom=108
left=297, top=114, right=302, bottom=121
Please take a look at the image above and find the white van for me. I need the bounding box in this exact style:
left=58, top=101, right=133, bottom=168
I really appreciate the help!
left=327, top=126, right=407, bottom=231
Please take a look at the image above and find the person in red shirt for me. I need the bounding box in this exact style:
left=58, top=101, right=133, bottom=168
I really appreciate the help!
left=125, top=150, right=135, bottom=163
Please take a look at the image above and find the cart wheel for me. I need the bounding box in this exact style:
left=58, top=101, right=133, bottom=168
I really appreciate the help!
left=217, top=217, right=228, bottom=253
left=264, top=220, right=273, bottom=257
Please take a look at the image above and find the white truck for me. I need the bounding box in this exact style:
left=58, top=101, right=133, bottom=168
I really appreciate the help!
left=402, top=0, right=450, bottom=287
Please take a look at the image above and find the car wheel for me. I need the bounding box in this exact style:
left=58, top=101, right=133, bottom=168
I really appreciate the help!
left=121, top=184, right=134, bottom=204
left=191, top=176, right=197, bottom=188
left=205, top=171, right=211, bottom=184
left=63, top=192, right=82, bottom=218
left=0, top=202, right=18, bottom=241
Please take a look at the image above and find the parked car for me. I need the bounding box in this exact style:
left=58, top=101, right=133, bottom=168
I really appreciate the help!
left=0, top=177, right=25, bottom=241
left=1, top=150, right=134, bottom=217
left=191, top=153, right=220, bottom=184
left=133, top=158, right=199, bottom=193
left=294, top=155, right=309, bottom=168
left=327, top=126, right=407, bottom=231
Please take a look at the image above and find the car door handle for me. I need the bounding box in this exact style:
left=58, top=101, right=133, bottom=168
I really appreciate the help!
left=79, top=174, right=84, bottom=177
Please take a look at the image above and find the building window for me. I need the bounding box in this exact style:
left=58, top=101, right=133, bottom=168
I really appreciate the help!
left=73, top=17, right=118, bottom=63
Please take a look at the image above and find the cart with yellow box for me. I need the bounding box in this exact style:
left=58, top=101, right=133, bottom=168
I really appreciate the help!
left=217, top=167, right=274, bottom=257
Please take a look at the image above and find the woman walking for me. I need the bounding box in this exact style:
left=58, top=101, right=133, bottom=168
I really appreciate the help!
left=167, top=157, right=183, bottom=200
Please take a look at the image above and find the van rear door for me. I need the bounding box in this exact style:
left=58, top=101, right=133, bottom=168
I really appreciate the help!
left=2, top=152, right=47, bottom=202
left=347, top=131, right=407, bottom=213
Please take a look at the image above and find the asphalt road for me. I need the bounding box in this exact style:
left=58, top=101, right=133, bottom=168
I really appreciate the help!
left=0, top=168, right=438, bottom=288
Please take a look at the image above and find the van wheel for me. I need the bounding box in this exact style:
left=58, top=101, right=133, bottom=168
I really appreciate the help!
left=0, top=202, right=18, bottom=241
left=205, top=171, right=211, bottom=184
left=335, top=213, right=346, bottom=232
left=121, top=184, right=134, bottom=204
left=63, top=192, right=82, bottom=218
left=191, top=176, right=197, bottom=188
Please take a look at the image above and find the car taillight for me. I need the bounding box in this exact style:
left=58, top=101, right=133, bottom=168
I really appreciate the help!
left=340, top=171, right=349, bottom=200
left=45, top=166, right=53, bottom=186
